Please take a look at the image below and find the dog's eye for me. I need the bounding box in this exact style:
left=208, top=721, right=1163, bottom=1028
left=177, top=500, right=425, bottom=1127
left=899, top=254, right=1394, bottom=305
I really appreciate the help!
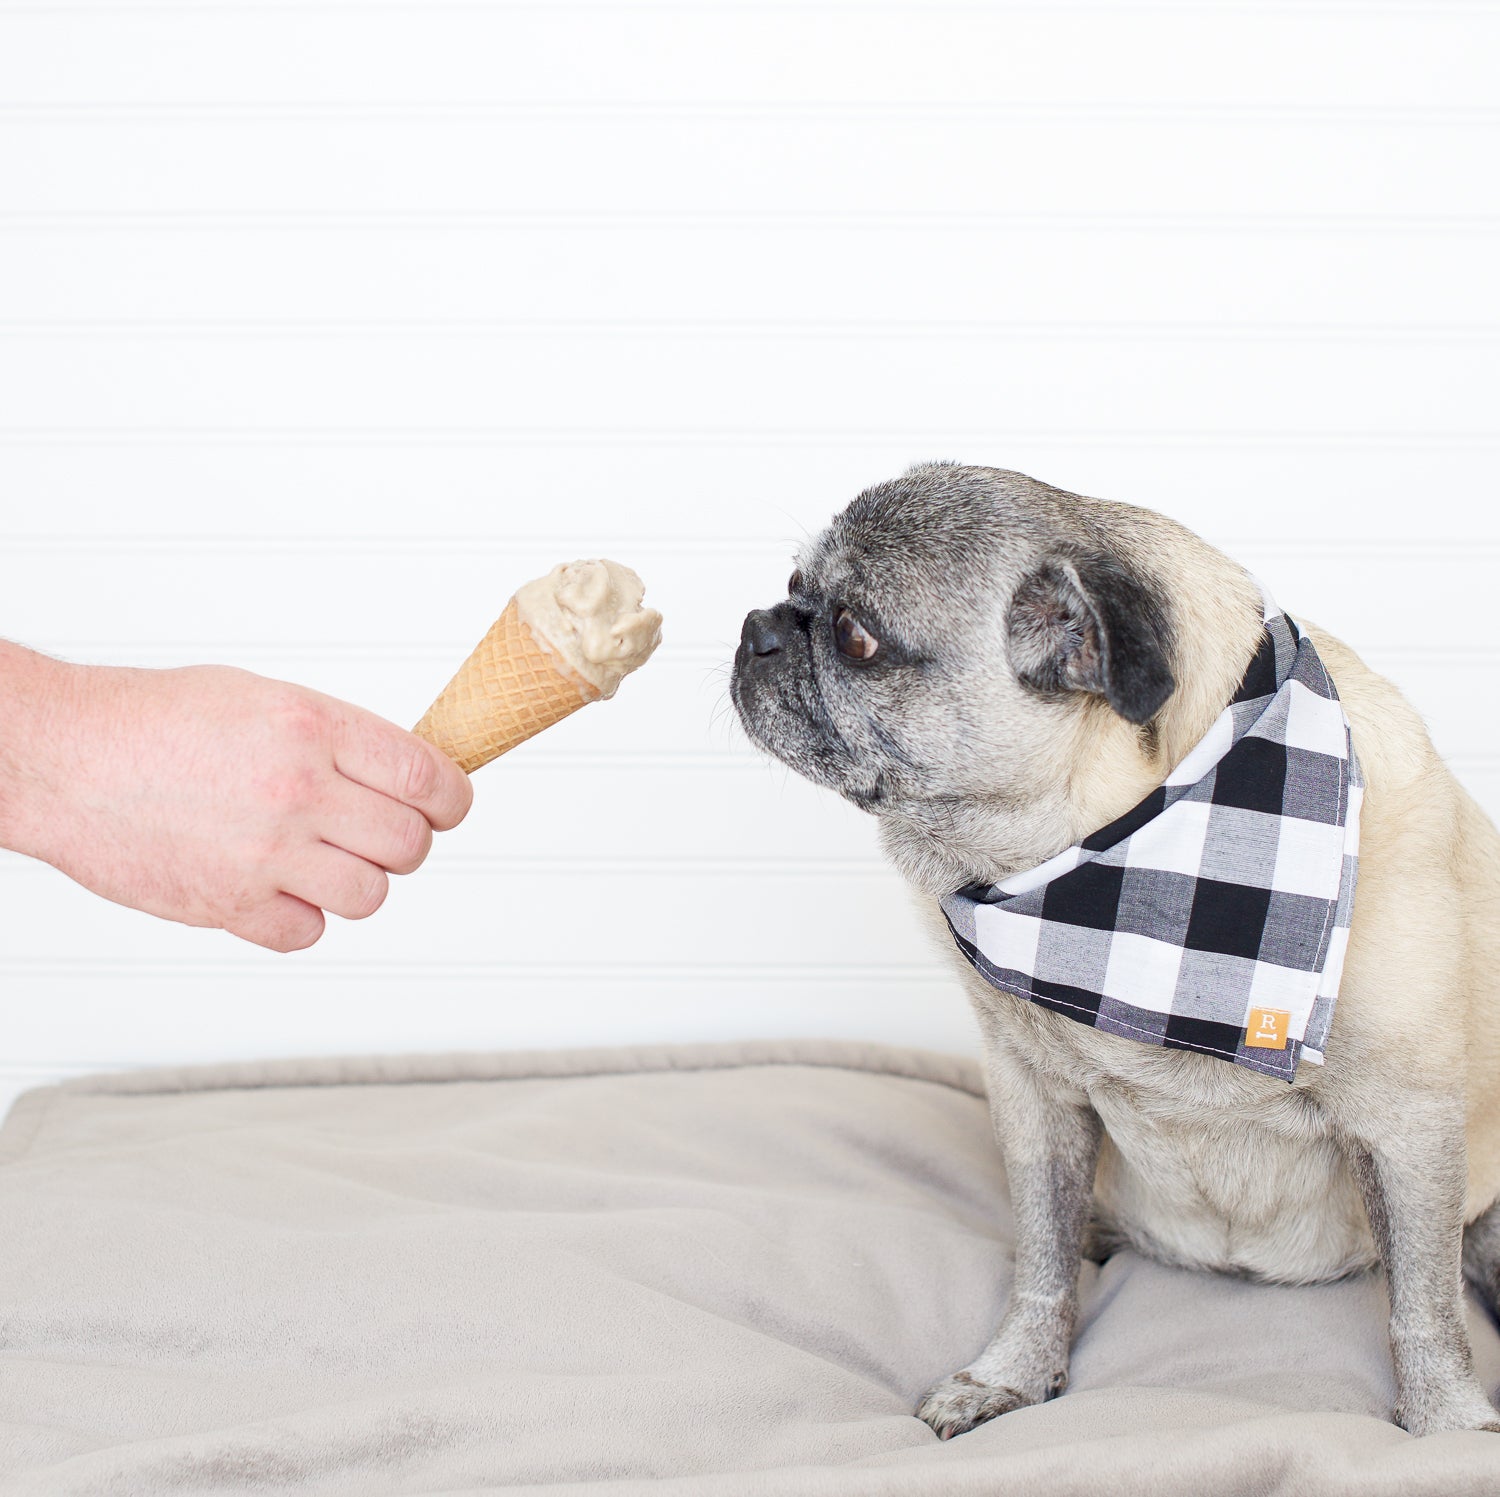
left=787, top=570, right=803, bottom=595
left=833, top=607, right=879, bottom=662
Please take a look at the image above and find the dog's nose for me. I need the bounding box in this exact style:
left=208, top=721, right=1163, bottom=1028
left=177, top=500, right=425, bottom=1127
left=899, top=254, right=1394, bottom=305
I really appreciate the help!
left=741, top=608, right=783, bottom=657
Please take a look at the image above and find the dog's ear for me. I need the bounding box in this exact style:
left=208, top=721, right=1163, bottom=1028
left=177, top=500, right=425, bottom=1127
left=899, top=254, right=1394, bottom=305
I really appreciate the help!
left=1006, top=553, right=1175, bottom=724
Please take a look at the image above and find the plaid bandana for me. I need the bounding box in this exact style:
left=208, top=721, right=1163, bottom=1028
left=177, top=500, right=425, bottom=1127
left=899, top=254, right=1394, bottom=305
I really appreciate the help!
left=940, top=588, right=1362, bottom=1083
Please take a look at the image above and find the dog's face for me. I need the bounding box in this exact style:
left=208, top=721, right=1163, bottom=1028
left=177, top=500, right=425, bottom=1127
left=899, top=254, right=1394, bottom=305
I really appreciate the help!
left=730, top=463, right=1177, bottom=840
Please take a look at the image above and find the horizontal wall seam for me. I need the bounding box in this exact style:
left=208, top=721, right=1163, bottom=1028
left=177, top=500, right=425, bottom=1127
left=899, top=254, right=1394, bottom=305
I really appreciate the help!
left=3, top=749, right=1494, bottom=772
left=0, top=857, right=889, bottom=877
left=2, top=431, right=1498, bottom=450
left=0, top=320, right=1496, bottom=343
left=2, top=103, right=1498, bottom=123
left=2, top=212, right=1497, bottom=234
left=5, top=535, right=1500, bottom=556
left=0, top=960, right=950, bottom=980
left=0, top=1, right=1494, bottom=16
left=16, top=644, right=1500, bottom=665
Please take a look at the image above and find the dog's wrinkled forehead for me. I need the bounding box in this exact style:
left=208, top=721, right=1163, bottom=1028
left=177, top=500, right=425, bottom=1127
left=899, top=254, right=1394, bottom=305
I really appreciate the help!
left=797, top=463, right=1059, bottom=638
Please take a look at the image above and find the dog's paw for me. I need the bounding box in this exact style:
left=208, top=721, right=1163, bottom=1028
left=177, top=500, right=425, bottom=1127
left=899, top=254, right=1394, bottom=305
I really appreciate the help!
left=1397, top=1377, right=1500, bottom=1436
left=917, top=1368, right=1060, bottom=1440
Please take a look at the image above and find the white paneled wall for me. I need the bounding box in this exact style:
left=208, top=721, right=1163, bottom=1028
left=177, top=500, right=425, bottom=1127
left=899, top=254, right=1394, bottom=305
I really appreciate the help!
left=1, top=2, right=1497, bottom=1117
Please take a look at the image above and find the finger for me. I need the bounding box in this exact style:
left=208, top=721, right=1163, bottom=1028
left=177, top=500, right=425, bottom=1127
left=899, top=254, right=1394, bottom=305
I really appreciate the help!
left=318, top=775, right=434, bottom=875
left=225, top=892, right=326, bottom=953
left=327, top=701, right=474, bottom=831
left=281, top=843, right=390, bottom=923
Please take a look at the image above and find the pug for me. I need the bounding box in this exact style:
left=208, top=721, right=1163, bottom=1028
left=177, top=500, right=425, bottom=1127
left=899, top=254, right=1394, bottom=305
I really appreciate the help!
left=730, top=462, right=1500, bottom=1439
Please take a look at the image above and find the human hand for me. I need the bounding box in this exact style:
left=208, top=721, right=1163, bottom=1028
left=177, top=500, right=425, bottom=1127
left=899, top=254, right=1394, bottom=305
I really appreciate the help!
left=0, top=646, right=473, bottom=951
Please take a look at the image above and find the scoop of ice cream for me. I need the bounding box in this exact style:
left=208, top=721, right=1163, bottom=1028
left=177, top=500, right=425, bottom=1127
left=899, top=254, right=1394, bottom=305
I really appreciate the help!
left=513, top=558, right=663, bottom=698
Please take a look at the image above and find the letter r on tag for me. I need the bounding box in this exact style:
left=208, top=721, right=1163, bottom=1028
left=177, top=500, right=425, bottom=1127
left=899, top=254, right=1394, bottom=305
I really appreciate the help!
left=1245, top=1007, right=1290, bottom=1049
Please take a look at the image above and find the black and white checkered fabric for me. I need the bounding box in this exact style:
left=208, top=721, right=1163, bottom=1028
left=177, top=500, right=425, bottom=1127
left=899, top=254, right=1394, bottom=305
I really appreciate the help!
left=940, top=587, right=1362, bottom=1083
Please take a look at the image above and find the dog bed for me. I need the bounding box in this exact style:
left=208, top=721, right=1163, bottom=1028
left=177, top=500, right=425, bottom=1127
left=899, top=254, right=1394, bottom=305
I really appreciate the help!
left=2, top=1038, right=1498, bottom=1496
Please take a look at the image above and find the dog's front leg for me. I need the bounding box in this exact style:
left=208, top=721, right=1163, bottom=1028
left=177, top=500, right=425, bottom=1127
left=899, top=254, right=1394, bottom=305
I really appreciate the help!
left=918, top=1042, right=1101, bottom=1439
left=1342, top=1110, right=1500, bottom=1435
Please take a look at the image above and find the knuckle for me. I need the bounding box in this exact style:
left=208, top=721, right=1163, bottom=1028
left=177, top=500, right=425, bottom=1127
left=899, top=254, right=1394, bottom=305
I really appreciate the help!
left=349, top=869, right=389, bottom=920
left=447, top=769, right=475, bottom=826
left=248, top=834, right=288, bottom=881
left=390, top=812, right=432, bottom=873
left=220, top=884, right=325, bottom=953
left=240, top=908, right=322, bottom=953
left=271, top=691, right=327, bottom=747
left=399, top=743, right=439, bottom=806
left=278, top=907, right=325, bottom=951
left=268, top=765, right=319, bottom=810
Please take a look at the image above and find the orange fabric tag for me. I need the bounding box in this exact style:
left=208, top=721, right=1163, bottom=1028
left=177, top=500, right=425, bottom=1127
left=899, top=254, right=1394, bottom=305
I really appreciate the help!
left=1245, top=1008, right=1290, bottom=1049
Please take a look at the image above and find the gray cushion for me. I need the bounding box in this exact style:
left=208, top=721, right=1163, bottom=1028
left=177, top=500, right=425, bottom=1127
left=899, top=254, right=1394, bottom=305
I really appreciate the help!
left=1, top=1039, right=1498, bottom=1495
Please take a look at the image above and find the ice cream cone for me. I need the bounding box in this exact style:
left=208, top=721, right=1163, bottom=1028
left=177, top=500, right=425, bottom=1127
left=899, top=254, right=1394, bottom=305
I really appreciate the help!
left=413, top=598, right=602, bottom=773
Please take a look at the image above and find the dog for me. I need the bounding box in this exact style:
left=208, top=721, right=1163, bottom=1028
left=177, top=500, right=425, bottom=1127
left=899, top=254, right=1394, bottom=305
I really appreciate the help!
left=730, top=462, right=1500, bottom=1438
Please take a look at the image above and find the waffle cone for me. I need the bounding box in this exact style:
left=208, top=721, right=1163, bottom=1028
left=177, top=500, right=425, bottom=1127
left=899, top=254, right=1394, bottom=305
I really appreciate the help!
left=413, top=599, right=602, bottom=773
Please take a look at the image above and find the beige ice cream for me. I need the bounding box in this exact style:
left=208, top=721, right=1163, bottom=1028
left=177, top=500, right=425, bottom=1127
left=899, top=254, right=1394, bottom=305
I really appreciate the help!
left=513, top=560, right=662, bottom=700
left=413, top=559, right=663, bottom=773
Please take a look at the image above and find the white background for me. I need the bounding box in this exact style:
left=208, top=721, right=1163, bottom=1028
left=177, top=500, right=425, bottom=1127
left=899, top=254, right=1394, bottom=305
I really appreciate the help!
left=1, top=1, right=1497, bottom=1118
